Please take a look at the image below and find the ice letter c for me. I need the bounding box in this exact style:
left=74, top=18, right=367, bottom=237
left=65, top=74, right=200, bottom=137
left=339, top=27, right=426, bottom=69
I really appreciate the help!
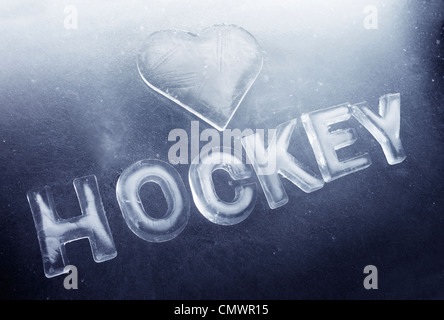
left=189, top=147, right=257, bottom=225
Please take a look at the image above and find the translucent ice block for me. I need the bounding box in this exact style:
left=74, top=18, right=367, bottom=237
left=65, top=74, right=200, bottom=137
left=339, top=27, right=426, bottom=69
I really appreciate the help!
left=351, top=93, right=406, bottom=165
left=189, top=147, right=257, bottom=225
left=138, top=24, right=263, bottom=131
left=116, top=159, right=190, bottom=242
left=301, top=104, right=372, bottom=182
left=242, top=120, right=324, bottom=209
left=27, top=176, right=117, bottom=278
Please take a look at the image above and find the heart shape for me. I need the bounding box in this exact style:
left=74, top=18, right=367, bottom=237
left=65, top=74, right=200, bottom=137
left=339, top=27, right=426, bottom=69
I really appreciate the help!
left=137, top=24, right=263, bottom=131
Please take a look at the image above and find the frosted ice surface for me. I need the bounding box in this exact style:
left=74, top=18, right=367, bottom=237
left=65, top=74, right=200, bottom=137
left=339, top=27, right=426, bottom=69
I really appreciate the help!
left=301, top=104, right=372, bottom=182
left=189, top=147, right=257, bottom=225
left=116, top=159, right=190, bottom=242
left=138, top=24, right=263, bottom=131
left=351, top=93, right=406, bottom=165
left=27, top=176, right=117, bottom=278
left=242, top=120, right=324, bottom=210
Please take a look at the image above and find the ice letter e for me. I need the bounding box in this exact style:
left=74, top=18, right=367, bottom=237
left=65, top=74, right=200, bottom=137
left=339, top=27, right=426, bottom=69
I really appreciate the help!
left=189, top=147, right=257, bottom=225
left=242, top=120, right=324, bottom=209
left=351, top=93, right=406, bottom=165
left=116, top=159, right=190, bottom=242
left=301, top=104, right=372, bottom=182
left=27, top=176, right=117, bottom=278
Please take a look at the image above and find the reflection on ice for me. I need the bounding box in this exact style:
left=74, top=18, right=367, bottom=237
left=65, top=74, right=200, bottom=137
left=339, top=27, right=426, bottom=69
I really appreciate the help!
left=137, top=24, right=263, bottom=131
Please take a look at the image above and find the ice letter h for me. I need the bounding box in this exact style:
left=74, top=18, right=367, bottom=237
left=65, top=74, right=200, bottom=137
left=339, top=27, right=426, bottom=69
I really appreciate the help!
left=27, top=176, right=117, bottom=278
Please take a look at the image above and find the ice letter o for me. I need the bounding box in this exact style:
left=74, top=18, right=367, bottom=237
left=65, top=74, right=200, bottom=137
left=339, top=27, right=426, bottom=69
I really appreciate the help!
left=189, top=147, right=257, bottom=225
left=27, top=176, right=117, bottom=278
left=301, top=104, right=372, bottom=182
left=116, top=159, right=190, bottom=242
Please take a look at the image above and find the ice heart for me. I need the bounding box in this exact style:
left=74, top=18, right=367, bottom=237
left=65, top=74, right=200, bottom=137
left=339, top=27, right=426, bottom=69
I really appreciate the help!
left=137, top=25, right=263, bottom=131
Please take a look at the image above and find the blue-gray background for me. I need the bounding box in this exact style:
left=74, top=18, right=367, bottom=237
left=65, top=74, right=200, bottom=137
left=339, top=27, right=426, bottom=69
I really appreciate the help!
left=0, top=0, right=443, bottom=299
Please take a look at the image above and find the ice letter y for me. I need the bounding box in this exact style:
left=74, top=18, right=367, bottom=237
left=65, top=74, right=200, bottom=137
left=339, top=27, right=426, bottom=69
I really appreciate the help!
left=242, top=120, right=324, bottom=209
left=27, top=176, right=117, bottom=278
left=351, top=93, right=406, bottom=165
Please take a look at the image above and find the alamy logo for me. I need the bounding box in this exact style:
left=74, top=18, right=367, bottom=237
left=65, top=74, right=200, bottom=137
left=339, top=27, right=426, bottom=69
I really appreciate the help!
left=363, top=5, right=378, bottom=30
left=63, top=265, right=78, bottom=290
left=63, top=5, right=78, bottom=30
left=363, top=265, right=378, bottom=290
left=168, top=121, right=277, bottom=175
